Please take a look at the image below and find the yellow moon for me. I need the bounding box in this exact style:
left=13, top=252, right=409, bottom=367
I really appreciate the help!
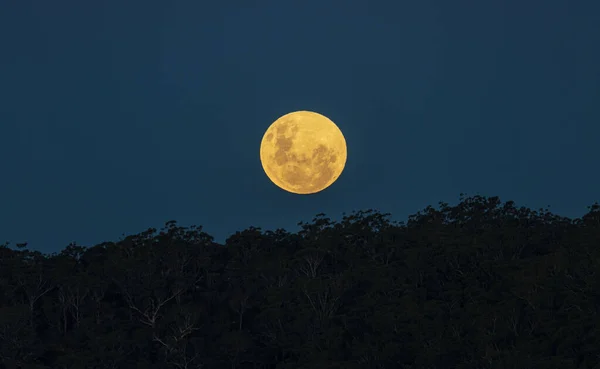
left=260, top=111, right=347, bottom=194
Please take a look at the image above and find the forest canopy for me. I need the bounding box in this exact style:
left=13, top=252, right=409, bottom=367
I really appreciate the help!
left=0, top=195, right=599, bottom=369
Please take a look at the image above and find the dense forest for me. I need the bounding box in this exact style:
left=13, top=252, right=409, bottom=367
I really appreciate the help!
left=0, top=195, right=598, bottom=369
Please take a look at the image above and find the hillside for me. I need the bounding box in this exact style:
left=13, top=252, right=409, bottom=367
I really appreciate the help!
left=0, top=195, right=598, bottom=369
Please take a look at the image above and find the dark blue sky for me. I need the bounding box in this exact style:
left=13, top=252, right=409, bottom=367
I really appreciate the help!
left=1, top=0, right=598, bottom=254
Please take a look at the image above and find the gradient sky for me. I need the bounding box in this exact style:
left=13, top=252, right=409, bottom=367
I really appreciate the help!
left=1, top=0, right=598, bottom=254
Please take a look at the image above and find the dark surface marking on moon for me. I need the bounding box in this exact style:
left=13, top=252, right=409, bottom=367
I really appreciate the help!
left=282, top=165, right=310, bottom=189
left=274, top=121, right=294, bottom=166
left=309, top=144, right=336, bottom=190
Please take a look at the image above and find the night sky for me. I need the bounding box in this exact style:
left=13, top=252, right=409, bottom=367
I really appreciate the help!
left=1, top=1, right=598, bottom=254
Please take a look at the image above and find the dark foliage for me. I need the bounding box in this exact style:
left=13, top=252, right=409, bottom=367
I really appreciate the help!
left=1, top=195, right=599, bottom=369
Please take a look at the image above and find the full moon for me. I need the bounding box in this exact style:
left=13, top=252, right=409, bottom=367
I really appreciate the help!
left=259, top=111, right=347, bottom=195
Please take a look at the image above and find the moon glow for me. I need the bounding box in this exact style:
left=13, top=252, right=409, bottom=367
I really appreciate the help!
left=260, top=111, right=347, bottom=195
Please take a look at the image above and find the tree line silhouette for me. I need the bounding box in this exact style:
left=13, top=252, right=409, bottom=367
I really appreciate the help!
left=0, top=195, right=598, bottom=369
